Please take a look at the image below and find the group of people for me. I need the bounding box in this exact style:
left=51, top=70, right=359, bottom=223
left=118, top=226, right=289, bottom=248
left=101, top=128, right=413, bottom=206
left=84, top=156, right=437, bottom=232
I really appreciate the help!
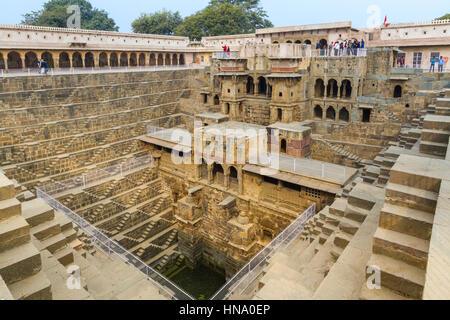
left=430, top=56, right=447, bottom=73
left=36, top=59, right=49, bottom=75
left=316, top=39, right=365, bottom=57
left=222, top=45, right=231, bottom=57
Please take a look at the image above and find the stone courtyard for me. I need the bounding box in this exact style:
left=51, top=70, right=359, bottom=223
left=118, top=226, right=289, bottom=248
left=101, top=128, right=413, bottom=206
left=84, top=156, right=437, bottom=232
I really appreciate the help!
left=0, top=22, right=449, bottom=301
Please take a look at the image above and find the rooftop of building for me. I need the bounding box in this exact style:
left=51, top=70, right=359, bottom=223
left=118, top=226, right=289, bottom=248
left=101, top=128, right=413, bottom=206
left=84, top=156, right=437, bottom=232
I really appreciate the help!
left=255, top=21, right=353, bottom=35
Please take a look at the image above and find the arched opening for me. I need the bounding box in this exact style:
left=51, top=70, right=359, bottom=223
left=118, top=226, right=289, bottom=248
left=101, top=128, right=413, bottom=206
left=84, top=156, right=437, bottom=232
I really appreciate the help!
left=0, top=53, right=5, bottom=69
left=129, top=53, right=137, bottom=67
left=273, top=41, right=279, bottom=44
left=41, top=52, right=54, bottom=68
left=341, top=80, right=352, bottom=99
left=319, top=39, right=328, bottom=48
left=7, top=52, right=22, bottom=69
left=157, top=54, right=163, bottom=66
left=315, top=79, right=325, bottom=98
left=286, top=40, right=293, bottom=44
left=295, top=40, right=302, bottom=44
left=213, top=163, right=224, bottom=185
left=339, top=107, right=350, bottom=122
left=326, top=107, right=336, bottom=120
left=394, top=85, right=402, bottom=98
left=59, top=52, right=71, bottom=68
left=314, top=105, right=323, bottom=119
left=327, top=79, right=339, bottom=98
left=280, top=139, right=287, bottom=153
left=139, top=53, right=146, bottom=66
left=179, top=54, right=185, bottom=65
left=110, top=53, right=118, bottom=67
left=84, top=52, right=95, bottom=68
left=362, top=108, right=372, bottom=123
left=277, top=108, right=283, bottom=121
left=165, top=53, right=171, bottom=66
left=72, top=52, right=83, bottom=68
left=258, top=76, right=267, bottom=95
left=246, top=76, right=255, bottom=95
left=25, top=52, right=38, bottom=68
left=120, top=53, right=128, bottom=67
left=214, top=95, right=220, bottom=105
left=229, top=167, right=238, bottom=190
left=225, top=103, right=230, bottom=115
left=305, top=40, right=312, bottom=45
left=99, top=52, right=108, bottom=67
left=172, top=54, right=178, bottom=65
left=150, top=54, right=156, bottom=66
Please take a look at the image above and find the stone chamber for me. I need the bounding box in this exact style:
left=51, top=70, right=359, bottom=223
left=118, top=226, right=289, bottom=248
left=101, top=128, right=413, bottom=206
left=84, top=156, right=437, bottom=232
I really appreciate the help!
left=0, top=46, right=449, bottom=300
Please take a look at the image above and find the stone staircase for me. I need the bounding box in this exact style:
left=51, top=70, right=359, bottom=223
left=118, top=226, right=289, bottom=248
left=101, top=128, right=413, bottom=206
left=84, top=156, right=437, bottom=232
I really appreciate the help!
left=316, top=138, right=363, bottom=167
left=420, top=114, right=450, bottom=158
left=361, top=154, right=442, bottom=300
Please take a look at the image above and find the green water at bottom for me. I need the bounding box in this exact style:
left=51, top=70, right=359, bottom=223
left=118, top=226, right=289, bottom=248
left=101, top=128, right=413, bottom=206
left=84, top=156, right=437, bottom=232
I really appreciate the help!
left=170, top=264, right=226, bottom=300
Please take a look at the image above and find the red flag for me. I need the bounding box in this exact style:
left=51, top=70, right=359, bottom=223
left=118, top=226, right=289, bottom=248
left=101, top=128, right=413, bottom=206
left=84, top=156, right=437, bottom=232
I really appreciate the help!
left=384, top=16, right=387, bottom=25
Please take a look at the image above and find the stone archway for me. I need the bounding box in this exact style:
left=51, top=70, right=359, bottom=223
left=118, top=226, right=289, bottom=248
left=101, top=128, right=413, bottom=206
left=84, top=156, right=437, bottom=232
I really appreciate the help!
left=84, top=52, right=95, bottom=68
left=25, top=52, right=38, bottom=68
left=246, top=76, right=255, bottom=95
left=326, top=106, right=336, bottom=120
left=280, top=139, right=287, bottom=153
left=339, top=107, right=350, bottom=122
left=295, top=40, right=302, bottom=44
left=179, top=54, right=185, bottom=65
left=99, top=52, right=108, bottom=67
left=258, top=76, right=267, bottom=95
left=172, top=54, right=178, bottom=65
left=150, top=53, right=156, bottom=66
left=72, top=52, right=83, bottom=68
left=229, top=166, right=238, bottom=190
left=315, top=79, right=325, bottom=98
left=314, top=105, right=323, bottom=119
left=59, top=52, right=71, bottom=68
left=120, top=53, right=128, bottom=66
left=139, top=53, right=146, bottom=66
left=327, top=79, right=339, bottom=98
left=157, top=54, right=163, bottom=66
left=213, top=163, right=225, bottom=185
left=129, top=53, right=137, bottom=67
left=0, top=53, right=5, bottom=69
left=110, top=53, right=118, bottom=67
left=214, top=95, right=220, bottom=105
left=41, top=52, right=54, bottom=68
left=394, top=85, right=402, bottom=98
left=7, top=51, right=23, bottom=69
left=341, top=80, right=352, bottom=99
left=165, top=53, right=171, bottom=66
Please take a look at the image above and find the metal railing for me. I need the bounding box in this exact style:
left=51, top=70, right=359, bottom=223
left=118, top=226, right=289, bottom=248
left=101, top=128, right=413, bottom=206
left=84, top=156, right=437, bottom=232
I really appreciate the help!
left=213, top=51, right=240, bottom=59
left=36, top=188, right=194, bottom=300
left=210, top=203, right=316, bottom=300
left=311, top=48, right=367, bottom=57
left=0, top=65, right=205, bottom=77
left=39, top=155, right=155, bottom=196
left=36, top=155, right=195, bottom=301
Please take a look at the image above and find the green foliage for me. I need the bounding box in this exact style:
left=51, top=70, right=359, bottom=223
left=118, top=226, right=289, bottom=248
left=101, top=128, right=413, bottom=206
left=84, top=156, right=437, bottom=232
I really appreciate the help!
left=436, top=13, right=450, bottom=20
left=21, top=0, right=118, bottom=31
left=132, top=10, right=183, bottom=35
left=173, top=0, right=273, bottom=40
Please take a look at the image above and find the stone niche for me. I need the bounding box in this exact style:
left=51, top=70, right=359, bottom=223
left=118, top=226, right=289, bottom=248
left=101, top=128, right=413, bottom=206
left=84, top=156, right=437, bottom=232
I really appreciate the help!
left=268, top=122, right=312, bottom=157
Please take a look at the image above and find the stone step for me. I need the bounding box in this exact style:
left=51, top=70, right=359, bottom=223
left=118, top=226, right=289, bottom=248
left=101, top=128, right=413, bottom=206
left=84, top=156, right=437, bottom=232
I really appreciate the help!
left=373, top=228, right=429, bottom=270
left=367, top=253, right=425, bottom=299
left=54, top=247, right=74, bottom=266
left=359, top=283, right=411, bottom=300
left=419, top=141, right=447, bottom=156
left=334, top=232, right=352, bottom=250
left=380, top=203, right=434, bottom=240
left=344, top=203, right=369, bottom=223
left=329, top=198, right=347, bottom=217
left=390, top=167, right=442, bottom=194
left=386, top=183, right=438, bottom=214
left=0, top=198, right=22, bottom=222
left=33, top=233, right=67, bottom=254
left=0, top=215, right=30, bottom=252
left=338, top=217, right=360, bottom=235
left=421, top=129, right=450, bottom=144
left=8, top=270, right=51, bottom=300
left=22, top=198, right=54, bottom=227
left=30, top=219, right=61, bottom=241
left=0, top=242, right=41, bottom=285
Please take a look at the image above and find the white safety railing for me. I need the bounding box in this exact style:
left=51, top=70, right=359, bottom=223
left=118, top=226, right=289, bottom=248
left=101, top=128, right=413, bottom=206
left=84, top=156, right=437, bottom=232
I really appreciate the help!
left=36, top=188, right=195, bottom=300
left=210, top=203, right=316, bottom=300
left=36, top=155, right=195, bottom=301
left=0, top=65, right=205, bottom=78
left=311, top=48, right=367, bottom=58
left=39, top=155, right=154, bottom=196
left=212, top=51, right=240, bottom=59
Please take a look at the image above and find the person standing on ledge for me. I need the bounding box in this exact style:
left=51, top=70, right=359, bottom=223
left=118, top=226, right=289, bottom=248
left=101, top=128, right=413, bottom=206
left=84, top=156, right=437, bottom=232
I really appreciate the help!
left=36, top=59, right=41, bottom=74
left=438, top=56, right=445, bottom=73
left=429, top=56, right=437, bottom=72
left=41, top=60, right=48, bottom=75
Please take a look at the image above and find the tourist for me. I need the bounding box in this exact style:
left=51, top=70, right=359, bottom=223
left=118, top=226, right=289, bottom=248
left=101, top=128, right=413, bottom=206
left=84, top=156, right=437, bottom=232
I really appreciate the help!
left=227, top=46, right=231, bottom=57
left=222, top=45, right=228, bottom=58
left=438, top=56, right=445, bottom=73
left=361, top=39, right=365, bottom=49
left=429, top=56, right=437, bottom=72
left=41, top=60, right=48, bottom=75
left=339, top=41, right=344, bottom=56
left=334, top=41, right=340, bottom=57
left=36, top=59, right=41, bottom=74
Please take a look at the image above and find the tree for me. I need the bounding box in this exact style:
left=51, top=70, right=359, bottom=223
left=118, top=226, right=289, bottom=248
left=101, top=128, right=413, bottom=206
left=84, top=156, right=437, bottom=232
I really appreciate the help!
left=174, top=0, right=273, bottom=40
left=436, top=13, right=450, bottom=20
left=21, top=0, right=118, bottom=31
left=132, top=10, right=183, bottom=35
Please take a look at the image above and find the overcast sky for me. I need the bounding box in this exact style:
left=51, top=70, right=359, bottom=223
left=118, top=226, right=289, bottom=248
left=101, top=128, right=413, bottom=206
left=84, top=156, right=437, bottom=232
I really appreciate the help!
left=1, top=0, right=446, bottom=33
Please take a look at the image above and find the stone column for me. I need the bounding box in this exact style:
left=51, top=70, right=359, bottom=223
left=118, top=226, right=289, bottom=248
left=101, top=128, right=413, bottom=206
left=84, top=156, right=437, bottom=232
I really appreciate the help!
left=207, top=165, right=213, bottom=184
left=94, top=52, right=100, bottom=68
left=238, top=168, right=243, bottom=194
left=195, top=164, right=202, bottom=180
